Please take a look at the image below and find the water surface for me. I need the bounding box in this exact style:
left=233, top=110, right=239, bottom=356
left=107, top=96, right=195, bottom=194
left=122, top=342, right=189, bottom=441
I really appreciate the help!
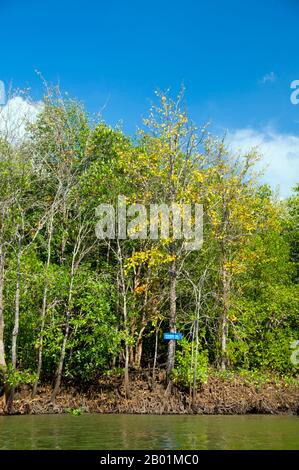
left=0, top=414, right=298, bottom=450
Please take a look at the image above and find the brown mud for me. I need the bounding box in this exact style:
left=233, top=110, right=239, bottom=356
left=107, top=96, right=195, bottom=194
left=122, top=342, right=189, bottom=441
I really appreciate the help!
left=1, top=371, right=299, bottom=416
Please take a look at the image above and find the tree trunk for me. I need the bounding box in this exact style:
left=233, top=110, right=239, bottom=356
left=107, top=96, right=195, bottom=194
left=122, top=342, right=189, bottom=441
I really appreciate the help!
left=0, top=246, right=8, bottom=407
left=220, top=259, right=229, bottom=370
left=51, top=310, right=71, bottom=402
left=166, top=139, right=178, bottom=388
left=6, top=245, right=21, bottom=412
left=11, top=247, right=21, bottom=370
left=166, top=256, right=177, bottom=383
left=134, top=326, right=146, bottom=369
left=132, top=277, right=148, bottom=369
left=51, top=235, right=77, bottom=402
left=32, top=213, right=54, bottom=397
left=117, top=241, right=130, bottom=398
left=152, top=321, right=162, bottom=382
left=192, top=315, right=199, bottom=406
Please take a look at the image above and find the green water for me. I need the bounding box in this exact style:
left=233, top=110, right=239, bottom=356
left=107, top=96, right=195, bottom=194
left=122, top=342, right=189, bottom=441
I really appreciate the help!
left=0, top=414, right=298, bottom=450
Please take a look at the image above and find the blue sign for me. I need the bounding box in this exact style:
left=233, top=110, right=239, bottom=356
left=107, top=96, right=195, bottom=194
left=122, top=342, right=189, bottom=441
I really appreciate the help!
left=163, top=332, right=183, bottom=341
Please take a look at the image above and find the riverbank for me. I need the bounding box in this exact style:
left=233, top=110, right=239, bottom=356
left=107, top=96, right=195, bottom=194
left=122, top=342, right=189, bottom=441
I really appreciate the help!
left=1, top=371, right=299, bottom=416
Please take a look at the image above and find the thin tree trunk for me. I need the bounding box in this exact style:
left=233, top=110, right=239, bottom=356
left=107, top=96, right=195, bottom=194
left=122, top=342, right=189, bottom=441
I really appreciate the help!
left=0, top=246, right=6, bottom=369
left=51, top=276, right=74, bottom=402
left=51, top=308, right=71, bottom=402
left=32, top=212, right=54, bottom=397
left=220, top=258, right=229, bottom=370
left=51, top=232, right=78, bottom=402
left=134, top=326, right=145, bottom=369
left=166, top=256, right=177, bottom=384
left=117, top=240, right=130, bottom=398
left=166, top=138, right=178, bottom=388
left=133, top=283, right=148, bottom=369
left=192, top=311, right=200, bottom=406
left=60, top=199, right=69, bottom=265
left=6, top=244, right=21, bottom=412
left=0, top=246, right=8, bottom=407
left=152, top=322, right=160, bottom=382
left=129, top=345, right=135, bottom=366
left=189, top=324, right=195, bottom=408
left=12, top=246, right=21, bottom=370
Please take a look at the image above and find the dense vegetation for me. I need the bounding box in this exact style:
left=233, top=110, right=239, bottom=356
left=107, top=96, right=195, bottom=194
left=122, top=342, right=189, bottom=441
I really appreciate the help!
left=0, top=88, right=298, bottom=412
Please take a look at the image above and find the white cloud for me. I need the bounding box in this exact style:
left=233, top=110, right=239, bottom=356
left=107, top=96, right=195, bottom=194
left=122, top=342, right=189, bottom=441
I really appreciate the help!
left=0, top=96, right=43, bottom=144
left=227, top=127, right=299, bottom=198
left=259, top=72, right=276, bottom=84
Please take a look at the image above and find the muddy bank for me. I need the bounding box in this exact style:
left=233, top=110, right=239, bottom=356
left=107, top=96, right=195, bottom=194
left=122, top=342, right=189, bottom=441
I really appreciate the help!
left=1, top=372, right=299, bottom=416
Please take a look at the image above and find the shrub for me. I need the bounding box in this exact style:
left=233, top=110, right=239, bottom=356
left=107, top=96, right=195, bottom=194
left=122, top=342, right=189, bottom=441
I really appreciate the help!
left=172, top=338, right=208, bottom=389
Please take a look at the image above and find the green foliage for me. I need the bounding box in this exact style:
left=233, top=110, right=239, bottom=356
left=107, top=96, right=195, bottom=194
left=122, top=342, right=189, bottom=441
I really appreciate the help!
left=6, top=367, right=37, bottom=388
left=0, top=88, right=298, bottom=404
left=65, top=408, right=83, bottom=416
left=172, top=339, right=208, bottom=389
left=105, top=367, right=125, bottom=377
left=227, top=284, right=299, bottom=374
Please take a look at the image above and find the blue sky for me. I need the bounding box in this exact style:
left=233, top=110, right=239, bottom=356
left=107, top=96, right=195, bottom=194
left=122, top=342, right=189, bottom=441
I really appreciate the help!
left=1, top=0, right=299, bottom=196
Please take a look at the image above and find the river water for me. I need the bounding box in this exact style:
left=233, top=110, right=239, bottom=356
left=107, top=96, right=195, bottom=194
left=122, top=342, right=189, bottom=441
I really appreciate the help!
left=0, top=414, right=298, bottom=450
